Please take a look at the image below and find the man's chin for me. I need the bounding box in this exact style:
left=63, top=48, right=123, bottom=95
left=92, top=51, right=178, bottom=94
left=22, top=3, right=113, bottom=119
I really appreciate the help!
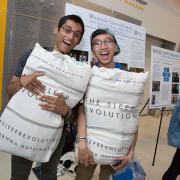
left=60, top=49, right=71, bottom=55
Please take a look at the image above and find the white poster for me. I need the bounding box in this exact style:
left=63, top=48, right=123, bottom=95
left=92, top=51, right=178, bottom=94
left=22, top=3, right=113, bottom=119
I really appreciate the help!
left=150, top=46, right=180, bottom=109
left=65, top=3, right=146, bottom=71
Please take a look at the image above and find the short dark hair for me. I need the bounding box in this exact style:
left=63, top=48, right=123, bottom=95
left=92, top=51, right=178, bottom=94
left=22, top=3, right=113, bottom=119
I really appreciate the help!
left=58, top=15, right=85, bottom=40
left=91, top=29, right=117, bottom=46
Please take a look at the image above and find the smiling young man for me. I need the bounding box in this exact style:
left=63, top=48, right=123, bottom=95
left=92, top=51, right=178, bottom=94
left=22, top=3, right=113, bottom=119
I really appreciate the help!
left=7, top=15, right=84, bottom=180
left=75, top=28, right=138, bottom=180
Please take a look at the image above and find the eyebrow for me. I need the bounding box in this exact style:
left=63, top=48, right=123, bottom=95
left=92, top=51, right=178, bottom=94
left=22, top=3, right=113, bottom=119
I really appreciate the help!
left=64, top=25, right=82, bottom=34
left=93, top=37, right=113, bottom=41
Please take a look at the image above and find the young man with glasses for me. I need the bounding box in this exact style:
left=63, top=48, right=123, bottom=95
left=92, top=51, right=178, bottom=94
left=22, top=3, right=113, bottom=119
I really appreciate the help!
left=7, top=14, right=84, bottom=180
left=75, top=28, right=138, bottom=180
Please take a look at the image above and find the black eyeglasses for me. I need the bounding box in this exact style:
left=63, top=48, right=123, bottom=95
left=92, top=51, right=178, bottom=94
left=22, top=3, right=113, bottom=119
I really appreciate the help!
left=92, top=39, right=115, bottom=48
left=62, top=26, right=82, bottom=39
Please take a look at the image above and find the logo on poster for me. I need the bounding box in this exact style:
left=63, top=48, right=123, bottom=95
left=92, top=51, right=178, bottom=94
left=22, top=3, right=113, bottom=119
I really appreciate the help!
left=134, top=30, right=143, bottom=36
left=153, top=48, right=161, bottom=54
left=74, top=11, right=82, bottom=18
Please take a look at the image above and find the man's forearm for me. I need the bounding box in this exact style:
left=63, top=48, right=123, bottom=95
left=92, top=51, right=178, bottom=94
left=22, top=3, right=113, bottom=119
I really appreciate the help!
left=7, top=76, right=21, bottom=100
left=128, top=127, right=138, bottom=159
left=64, top=103, right=79, bottom=123
left=77, top=104, right=87, bottom=137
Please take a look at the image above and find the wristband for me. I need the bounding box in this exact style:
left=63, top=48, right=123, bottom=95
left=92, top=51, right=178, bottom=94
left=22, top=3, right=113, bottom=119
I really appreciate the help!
left=18, top=74, right=26, bottom=87
left=62, top=108, right=72, bottom=119
left=76, top=137, right=87, bottom=143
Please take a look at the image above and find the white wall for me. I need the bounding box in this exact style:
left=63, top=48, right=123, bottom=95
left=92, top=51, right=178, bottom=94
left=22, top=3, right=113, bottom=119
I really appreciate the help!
left=87, top=0, right=180, bottom=51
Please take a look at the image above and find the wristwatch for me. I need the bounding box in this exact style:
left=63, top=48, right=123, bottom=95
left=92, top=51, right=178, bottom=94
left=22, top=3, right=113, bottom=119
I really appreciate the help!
left=76, top=137, right=87, bottom=143
left=62, top=108, right=72, bottom=119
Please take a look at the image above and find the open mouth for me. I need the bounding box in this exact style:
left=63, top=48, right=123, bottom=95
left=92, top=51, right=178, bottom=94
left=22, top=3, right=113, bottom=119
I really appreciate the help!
left=100, top=52, right=109, bottom=58
left=63, top=40, right=71, bottom=47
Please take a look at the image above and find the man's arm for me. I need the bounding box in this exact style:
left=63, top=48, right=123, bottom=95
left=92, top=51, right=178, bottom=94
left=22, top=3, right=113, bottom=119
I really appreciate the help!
left=7, top=73, right=45, bottom=100
left=7, top=75, right=22, bottom=100
left=76, top=103, right=94, bottom=166
left=110, top=128, right=138, bottom=170
left=38, top=93, right=78, bottom=123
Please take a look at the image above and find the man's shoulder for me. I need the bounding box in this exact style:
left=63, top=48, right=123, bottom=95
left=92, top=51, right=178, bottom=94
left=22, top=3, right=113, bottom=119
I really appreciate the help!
left=44, top=46, right=53, bottom=52
left=22, top=46, right=53, bottom=57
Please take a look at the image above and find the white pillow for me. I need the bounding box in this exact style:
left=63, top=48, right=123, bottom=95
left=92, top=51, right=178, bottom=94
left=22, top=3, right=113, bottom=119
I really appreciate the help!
left=76, top=66, right=148, bottom=164
left=0, top=43, right=91, bottom=162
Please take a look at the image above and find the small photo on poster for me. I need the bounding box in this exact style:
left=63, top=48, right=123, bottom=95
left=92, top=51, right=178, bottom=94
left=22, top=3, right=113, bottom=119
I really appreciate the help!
left=151, top=95, right=155, bottom=105
left=119, top=63, right=128, bottom=69
left=70, top=49, right=88, bottom=63
left=116, top=63, right=130, bottom=71
left=172, top=72, right=179, bottom=83
left=91, top=54, right=99, bottom=67
left=152, top=81, right=160, bottom=92
left=171, top=95, right=179, bottom=104
left=172, top=84, right=179, bottom=94
left=130, top=67, right=144, bottom=73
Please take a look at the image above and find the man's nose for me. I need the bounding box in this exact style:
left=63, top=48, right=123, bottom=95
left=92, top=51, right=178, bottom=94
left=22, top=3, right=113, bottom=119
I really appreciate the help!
left=100, top=41, right=107, bottom=49
left=68, top=32, right=74, bottom=40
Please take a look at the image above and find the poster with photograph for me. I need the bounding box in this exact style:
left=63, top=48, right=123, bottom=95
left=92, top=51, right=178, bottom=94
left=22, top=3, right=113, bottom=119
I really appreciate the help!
left=65, top=3, right=146, bottom=70
left=150, top=46, right=180, bottom=109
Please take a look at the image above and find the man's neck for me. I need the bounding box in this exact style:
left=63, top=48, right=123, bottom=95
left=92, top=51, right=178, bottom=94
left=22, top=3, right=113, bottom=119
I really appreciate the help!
left=53, top=44, right=70, bottom=55
left=98, top=61, right=115, bottom=69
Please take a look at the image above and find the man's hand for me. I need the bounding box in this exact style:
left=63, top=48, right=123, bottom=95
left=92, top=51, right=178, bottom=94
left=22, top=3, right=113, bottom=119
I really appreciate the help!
left=77, top=141, right=94, bottom=166
left=38, top=92, right=69, bottom=116
left=20, top=73, right=46, bottom=95
left=110, top=155, right=129, bottom=170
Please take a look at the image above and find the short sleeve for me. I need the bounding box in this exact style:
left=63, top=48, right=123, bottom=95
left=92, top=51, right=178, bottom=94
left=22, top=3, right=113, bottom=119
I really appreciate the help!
left=13, top=49, right=33, bottom=77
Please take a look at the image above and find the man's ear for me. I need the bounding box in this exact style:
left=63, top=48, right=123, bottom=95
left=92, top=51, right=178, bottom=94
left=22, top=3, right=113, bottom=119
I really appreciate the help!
left=54, top=26, right=59, bottom=35
left=115, top=43, right=118, bottom=53
left=91, top=48, right=94, bottom=55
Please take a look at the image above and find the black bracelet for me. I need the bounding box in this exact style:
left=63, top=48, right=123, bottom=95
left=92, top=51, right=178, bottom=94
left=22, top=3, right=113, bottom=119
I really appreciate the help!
left=62, top=108, right=72, bottom=119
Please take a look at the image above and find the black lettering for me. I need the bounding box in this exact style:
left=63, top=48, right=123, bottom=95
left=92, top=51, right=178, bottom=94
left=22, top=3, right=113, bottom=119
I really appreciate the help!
left=125, top=105, right=129, bottom=110
left=109, top=112, right=113, bottom=118
left=90, top=108, right=94, bottom=113
left=96, top=109, right=101, bottom=115
left=28, top=91, right=33, bottom=97
left=90, top=98, right=94, bottom=104
left=97, top=100, right=100, bottom=105
left=107, top=102, right=111, bottom=107
left=53, top=90, right=58, bottom=95
left=116, top=113, right=119, bottom=118
left=133, top=113, right=137, bottom=118
left=131, top=106, right=135, bottom=111
left=126, top=113, right=131, bottom=119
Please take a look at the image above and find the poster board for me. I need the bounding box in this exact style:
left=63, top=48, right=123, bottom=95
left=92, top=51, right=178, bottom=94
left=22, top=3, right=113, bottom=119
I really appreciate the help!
left=65, top=3, right=146, bottom=71
left=150, top=46, right=180, bottom=109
